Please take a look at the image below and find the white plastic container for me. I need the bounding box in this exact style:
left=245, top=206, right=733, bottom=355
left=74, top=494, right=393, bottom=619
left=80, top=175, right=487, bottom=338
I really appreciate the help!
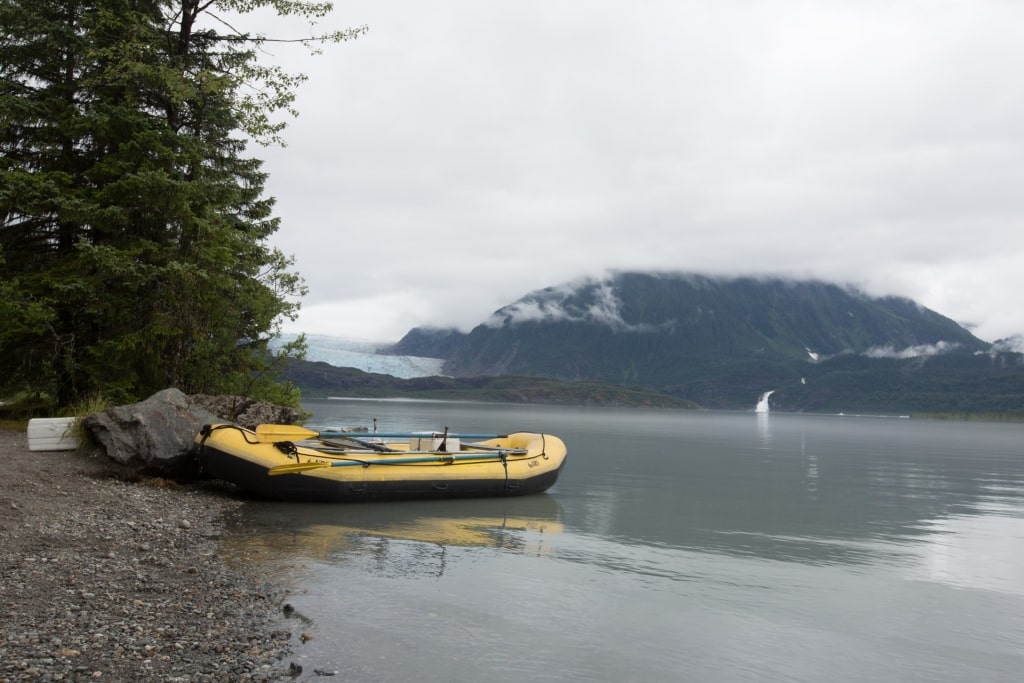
left=409, top=435, right=460, bottom=452
left=27, top=417, right=78, bottom=451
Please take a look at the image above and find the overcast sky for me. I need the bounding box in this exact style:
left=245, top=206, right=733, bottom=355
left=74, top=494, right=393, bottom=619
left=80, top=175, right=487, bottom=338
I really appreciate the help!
left=238, top=0, right=1024, bottom=344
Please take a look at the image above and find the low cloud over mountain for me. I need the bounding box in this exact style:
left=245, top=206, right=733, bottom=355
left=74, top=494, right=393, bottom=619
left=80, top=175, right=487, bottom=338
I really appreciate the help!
left=387, top=272, right=1024, bottom=411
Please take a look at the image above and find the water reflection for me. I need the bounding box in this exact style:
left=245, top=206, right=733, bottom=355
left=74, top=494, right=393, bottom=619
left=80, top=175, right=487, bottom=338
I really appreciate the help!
left=223, top=495, right=563, bottom=577
left=247, top=401, right=1024, bottom=577
left=907, top=504, right=1024, bottom=595
left=251, top=405, right=1024, bottom=574
left=548, top=413, right=1024, bottom=570
left=227, top=403, right=1024, bottom=683
left=756, top=411, right=771, bottom=449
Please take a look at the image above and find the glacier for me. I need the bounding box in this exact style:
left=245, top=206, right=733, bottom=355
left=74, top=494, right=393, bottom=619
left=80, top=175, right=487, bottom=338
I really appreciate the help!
left=271, top=334, right=445, bottom=379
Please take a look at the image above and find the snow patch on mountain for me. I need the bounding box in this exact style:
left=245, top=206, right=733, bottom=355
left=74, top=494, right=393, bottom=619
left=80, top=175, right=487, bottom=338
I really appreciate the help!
left=273, top=334, right=445, bottom=379
left=485, top=276, right=670, bottom=333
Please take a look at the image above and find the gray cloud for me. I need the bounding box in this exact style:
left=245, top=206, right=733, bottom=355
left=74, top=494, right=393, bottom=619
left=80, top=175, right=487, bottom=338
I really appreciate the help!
left=239, top=1, right=1024, bottom=342
left=864, top=341, right=961, bottom=359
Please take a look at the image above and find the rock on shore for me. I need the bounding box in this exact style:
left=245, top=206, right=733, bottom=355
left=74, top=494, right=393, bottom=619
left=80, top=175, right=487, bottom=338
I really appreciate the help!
left=0, top=428, right=295, bottom=682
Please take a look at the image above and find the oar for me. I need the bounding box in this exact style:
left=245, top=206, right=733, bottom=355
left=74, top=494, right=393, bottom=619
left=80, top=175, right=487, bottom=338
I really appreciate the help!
left=462, top=443, right=528, bottom=454
left=255, top=424, right=392, bottom=449
left=268, top=450, right=510, bottom=476
left=312, top=444, right=528, bottom=456
left=254, top=424, right=507, bottom=442
left=318, top=435, right=395, bottom=452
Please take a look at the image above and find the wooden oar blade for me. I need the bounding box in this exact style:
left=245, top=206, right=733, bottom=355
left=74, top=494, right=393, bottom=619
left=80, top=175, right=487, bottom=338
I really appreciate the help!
left=267, top=461, right=333, bottom=476
left=255, top=424, right=319, bottom=442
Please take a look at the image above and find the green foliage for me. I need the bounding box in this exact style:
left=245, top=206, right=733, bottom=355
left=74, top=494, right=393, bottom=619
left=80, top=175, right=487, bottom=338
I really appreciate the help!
left=0, top=391, right=56, bottom=423
left=771, top=352, right=1024, bottom=415
left=0, top=0, right=360, bottom=409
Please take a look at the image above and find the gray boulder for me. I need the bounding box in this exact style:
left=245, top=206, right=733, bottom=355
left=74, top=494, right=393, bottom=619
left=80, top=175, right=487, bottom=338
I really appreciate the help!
left=80, top=388, right=301, bottom=477
left=189, top=394, right=301, bottom=430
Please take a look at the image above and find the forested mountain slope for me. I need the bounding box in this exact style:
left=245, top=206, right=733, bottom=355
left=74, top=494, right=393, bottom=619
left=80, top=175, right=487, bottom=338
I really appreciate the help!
left=380, top=273, right=1024, bottom=411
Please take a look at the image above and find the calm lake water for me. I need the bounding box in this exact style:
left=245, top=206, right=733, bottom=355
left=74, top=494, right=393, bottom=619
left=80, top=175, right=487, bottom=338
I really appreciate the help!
left=223, top=399, right=1024, bottom=682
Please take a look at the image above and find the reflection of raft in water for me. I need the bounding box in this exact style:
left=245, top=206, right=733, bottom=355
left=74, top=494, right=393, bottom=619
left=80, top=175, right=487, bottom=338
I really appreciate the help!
left=223, top=496, right=565, bottom=568
left=273, top=516, right=563, bottom=558
left=193, top=424, right=568, bottom=502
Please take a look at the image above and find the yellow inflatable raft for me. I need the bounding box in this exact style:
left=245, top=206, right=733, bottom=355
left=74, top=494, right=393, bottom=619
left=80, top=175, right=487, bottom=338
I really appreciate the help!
left=192, top=423, right=568, bottom=502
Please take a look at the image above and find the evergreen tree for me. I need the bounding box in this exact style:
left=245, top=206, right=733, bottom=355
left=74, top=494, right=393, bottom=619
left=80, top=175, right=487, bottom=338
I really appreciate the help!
left=0, top=0, right=365, bottom=408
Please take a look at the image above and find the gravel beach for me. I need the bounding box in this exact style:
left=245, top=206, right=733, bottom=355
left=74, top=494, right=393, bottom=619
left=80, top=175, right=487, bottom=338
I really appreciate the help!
left=0, top=428, right=296, bottom=682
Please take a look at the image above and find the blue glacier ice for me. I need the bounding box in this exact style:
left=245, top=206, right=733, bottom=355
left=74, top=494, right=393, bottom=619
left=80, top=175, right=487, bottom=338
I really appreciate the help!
left=272, top=334, right=445, bottom=379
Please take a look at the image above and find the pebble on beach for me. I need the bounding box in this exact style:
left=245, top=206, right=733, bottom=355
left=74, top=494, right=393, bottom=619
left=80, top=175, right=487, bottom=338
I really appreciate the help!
left=0, top=429, right=296, bottom=682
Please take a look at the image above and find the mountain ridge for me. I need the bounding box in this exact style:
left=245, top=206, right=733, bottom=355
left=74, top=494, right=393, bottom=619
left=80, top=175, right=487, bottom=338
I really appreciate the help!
left=378, top=272, right=1024, bottom=412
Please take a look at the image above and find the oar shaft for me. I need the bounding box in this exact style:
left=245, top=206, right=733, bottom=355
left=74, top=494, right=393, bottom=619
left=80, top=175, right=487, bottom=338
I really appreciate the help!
left=301, top=449, right=518, bottom=457
left=268, top=449, right=515, bottom=475
left=254, top=424, right=511, bottom=445
left=328, top=451, right=506, bottom=466
left=316, top=431, right=506, bottom=439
